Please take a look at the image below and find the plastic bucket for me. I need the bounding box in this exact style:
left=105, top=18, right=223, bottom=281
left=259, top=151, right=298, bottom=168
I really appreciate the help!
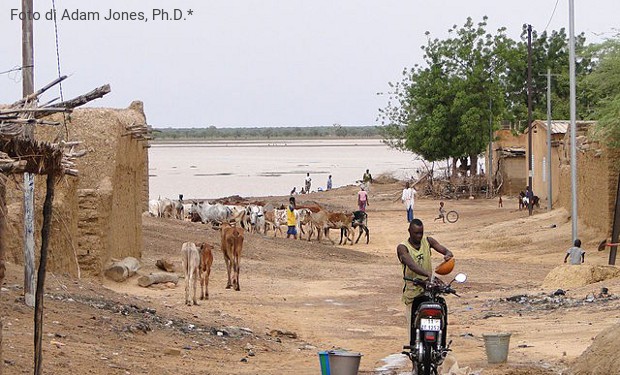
left=318, top=351, right=331, bottom=375
left=328, top=351, right=362, bottom=375
left=482, top=332, right=511, bottom=364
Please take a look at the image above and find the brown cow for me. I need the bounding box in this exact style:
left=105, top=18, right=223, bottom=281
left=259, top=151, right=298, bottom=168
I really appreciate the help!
left=195, top=242, right=214, bottom=300
left=220, top=223, right=244, bottom=291
left=308, top=210, right=354, bottom=245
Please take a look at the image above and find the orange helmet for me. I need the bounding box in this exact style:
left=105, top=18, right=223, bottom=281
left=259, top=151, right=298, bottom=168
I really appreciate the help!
left=435, top=258, right=455, bottom=275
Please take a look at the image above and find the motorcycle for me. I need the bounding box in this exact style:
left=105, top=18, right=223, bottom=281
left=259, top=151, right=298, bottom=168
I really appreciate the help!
left=402, top=272, right=467, bottom=375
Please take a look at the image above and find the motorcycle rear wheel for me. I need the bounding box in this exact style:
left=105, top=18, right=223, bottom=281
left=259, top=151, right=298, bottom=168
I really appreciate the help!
left=415, top=342, right=435, bottom=375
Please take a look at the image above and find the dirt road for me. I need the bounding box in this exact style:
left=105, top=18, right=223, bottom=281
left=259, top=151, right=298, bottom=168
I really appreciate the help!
left=1, top=181, right=618, bottom=374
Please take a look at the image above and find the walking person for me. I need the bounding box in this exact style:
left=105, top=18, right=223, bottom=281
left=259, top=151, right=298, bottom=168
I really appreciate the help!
left=357, top=185, right=369, bottom=212
left=326, top=175, right=333, bottom=190
left=304, top=173, right=312, bottom=193
left=564, top=239, right=585, bottom=265
left=401, top=182, right=417, bottom=223
left=362, top=169, right=373, bottom=193
left=286, top=197, right=298, bottom=240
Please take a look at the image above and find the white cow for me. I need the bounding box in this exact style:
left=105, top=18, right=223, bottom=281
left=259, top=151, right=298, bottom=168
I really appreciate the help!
left=148, top=198, right=174, bottom=218
left=248, top=205, right=265, bottom=234
left=181, top=242, right=201, bottom=306
left=148, top=199, right=160, bottom=217
left=265, top=208, right=304, bottom=238
left=191, top=201, right=232, bottom=224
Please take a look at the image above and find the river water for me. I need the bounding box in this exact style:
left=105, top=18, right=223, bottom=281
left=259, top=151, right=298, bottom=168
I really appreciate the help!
left=148, top=139, right=424, bottom=200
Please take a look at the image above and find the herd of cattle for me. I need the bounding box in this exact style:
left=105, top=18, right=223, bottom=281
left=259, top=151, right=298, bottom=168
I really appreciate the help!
left=149, top=197, right=370, bottom=305
left=148, top=198, right=370, bottom=245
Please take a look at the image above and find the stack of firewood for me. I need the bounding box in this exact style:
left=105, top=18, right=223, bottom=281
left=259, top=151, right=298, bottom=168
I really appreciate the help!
left=123, top=122, right=153, bottom=142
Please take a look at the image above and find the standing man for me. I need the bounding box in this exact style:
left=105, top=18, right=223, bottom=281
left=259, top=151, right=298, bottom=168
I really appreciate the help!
left=286, top=196, right=298, bottom=240
left=305, top=173, right=312, bottom=193
left=326, top=175, right=333, bottom=190
left=397, top=219, right=453, bottom=346
left=357, top=186, right=369, bottom=212
left=362, top=169, right=373, bottom=193
left=564, top=239, right=585, bottom=264
left=401, top=182, right=417, bottom=223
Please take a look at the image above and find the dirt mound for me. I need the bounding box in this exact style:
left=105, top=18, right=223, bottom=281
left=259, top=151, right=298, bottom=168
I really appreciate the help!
left=570, top=322, right=620, bottom=374
left=542, top=265, right=620, bottom=289
left=373, top=172, right=400, bottom=184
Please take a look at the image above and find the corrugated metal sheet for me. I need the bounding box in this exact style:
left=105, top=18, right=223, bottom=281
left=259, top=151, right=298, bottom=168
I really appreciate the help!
left=550, top=121, right=569, bottom=134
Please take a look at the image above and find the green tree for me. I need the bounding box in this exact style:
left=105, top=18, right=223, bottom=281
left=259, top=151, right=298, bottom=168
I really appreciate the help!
left=333, top=123, right=348, bottom=137
left=504, top=27, right=594, bottom=127
left=584, top=36, right=620, bottom=147
left=379, top=17, right=514, bottom=175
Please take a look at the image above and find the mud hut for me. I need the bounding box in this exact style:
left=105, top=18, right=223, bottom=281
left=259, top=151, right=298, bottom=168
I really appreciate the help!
left=5, top=101, right=150, bottom=277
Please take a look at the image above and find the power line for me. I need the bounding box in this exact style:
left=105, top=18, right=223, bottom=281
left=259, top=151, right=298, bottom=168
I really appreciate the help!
left=0, top=66, right=30, bottom=76
left=543, top=0, right=561, bottom=33
left=51, top=0, right=69, bottom=139
left=51, top=0, right=64, bottom=102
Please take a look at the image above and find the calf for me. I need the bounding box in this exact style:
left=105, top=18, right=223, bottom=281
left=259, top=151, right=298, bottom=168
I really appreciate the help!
left=195, top=242, right=214, bottom=300
left=181, top=242, right=201, bottom=306
left=327, top=211, right=355, bottom=245
left=221, top=223, right=244, bottom=291
left=346, top=210, right=369, bottom=244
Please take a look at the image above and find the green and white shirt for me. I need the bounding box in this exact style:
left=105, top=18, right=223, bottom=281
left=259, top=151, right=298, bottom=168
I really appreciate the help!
left=401, top=237, right=432, bottom=304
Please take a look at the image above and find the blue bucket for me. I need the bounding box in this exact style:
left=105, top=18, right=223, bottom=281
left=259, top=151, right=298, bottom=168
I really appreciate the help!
left=318, top=351, right=331, bottom=375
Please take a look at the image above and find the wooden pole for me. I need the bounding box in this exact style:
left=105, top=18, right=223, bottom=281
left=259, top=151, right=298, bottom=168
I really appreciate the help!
left=34, top=171, right=56, bottom=375
left=546, top=69, right=553, bottom=210
left=0, top=175, right=6, bottom=375
left=609, top=173, right=620, bottom=265
left=526, top=25, right=534, bottom=216
left=22, top=0, right=36, bottom=308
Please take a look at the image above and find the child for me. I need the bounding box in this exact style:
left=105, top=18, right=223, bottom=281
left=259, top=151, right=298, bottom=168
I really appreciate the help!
left=286, top=197, right=298, bottom=239
left=434, top=201, right=446, bottom=223
left=564, top=239, right=585, bottom=265
left=498, top=195, right=503, bottom=208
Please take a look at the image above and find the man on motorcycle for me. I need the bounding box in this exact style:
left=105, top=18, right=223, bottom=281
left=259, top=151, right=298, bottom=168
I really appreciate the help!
left=397, top=219, right=453, bottom=347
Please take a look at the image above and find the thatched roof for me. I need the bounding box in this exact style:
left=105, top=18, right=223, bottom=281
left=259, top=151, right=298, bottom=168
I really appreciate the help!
left=0, top=77, right=110, bottom=176
left=0, top=137, right=64, bottom=175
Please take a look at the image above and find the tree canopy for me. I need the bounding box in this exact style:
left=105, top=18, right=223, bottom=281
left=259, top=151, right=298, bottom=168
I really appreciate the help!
left=378, top=17, right=603, bottom=170
left=583, top=36, right=620, bottom=147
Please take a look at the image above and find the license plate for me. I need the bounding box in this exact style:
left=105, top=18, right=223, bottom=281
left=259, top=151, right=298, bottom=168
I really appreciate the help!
left=420, top=318, right=441, bottom=331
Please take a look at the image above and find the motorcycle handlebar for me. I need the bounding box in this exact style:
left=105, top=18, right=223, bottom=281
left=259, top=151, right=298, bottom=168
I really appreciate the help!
left=409, top=277, right=459, bottom=296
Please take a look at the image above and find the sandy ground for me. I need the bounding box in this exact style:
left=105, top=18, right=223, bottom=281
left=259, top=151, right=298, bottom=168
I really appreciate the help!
left=2, top=181, right=619, bottom=375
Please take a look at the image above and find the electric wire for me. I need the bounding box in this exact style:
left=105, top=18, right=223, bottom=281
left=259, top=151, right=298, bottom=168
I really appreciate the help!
left=543, top=0, right=561, bottom=33
left=51, top=0, right=69, bottom=139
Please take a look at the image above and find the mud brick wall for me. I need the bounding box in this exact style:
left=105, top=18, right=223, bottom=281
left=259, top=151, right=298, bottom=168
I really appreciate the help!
left=558, top=131, right=620, bottom=236
left=5, top=102, right=149, bottom=276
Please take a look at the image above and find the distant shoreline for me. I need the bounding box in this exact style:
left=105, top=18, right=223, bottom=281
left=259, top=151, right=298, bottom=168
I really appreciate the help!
left=150, top=136, right=382, bottom=144
left=150, top=138, right=387, bottom=148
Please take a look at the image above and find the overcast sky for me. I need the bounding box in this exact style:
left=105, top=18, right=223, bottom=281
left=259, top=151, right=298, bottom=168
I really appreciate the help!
left=1, top=1, right=618, bottom=128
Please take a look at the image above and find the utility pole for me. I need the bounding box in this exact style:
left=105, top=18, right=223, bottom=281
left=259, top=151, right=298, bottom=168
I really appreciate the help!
left=22, top=0, right=36, bottom=308
left=546, top=69, right=552, bottom=211
left=527, top=25, right=533, bottom=216
left=569, top=0, right=579, bottom=242
left=488, top=98, right=494, bottom=197
left=538, top=69, right=560, bottom=211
